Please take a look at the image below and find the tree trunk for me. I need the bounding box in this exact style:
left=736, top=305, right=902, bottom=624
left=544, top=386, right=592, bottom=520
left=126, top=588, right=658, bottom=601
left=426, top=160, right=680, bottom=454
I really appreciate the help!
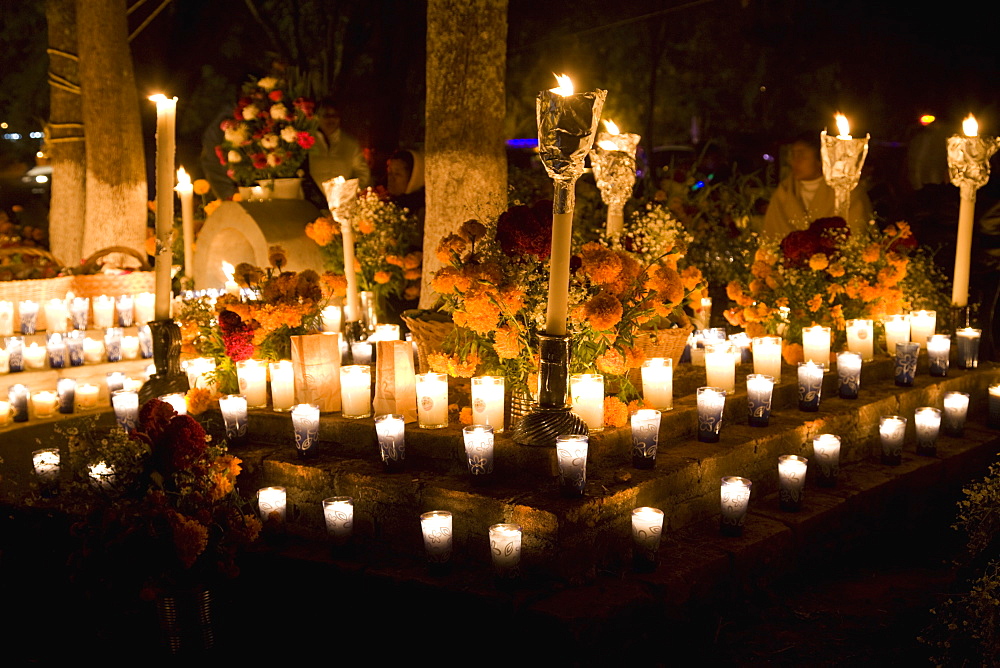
left=45, top=0, right=85, bottom=265
left=422, top=0, right=508, bottom=308
left=76, top=0, right=147, bottom=259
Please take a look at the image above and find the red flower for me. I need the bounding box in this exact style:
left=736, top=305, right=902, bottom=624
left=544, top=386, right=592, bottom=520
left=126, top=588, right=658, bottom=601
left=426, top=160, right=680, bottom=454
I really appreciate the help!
left=293, top=97, right=315, bottom=118
left=139, top=398, right=178, bottom=443
left=268, top=90, right=283, bottom=102
left=215, top=145, right=226, bottom=166
left=158, top=414, right=209, bottom=472
left=296, top=132, right=315, bottom=150
left=780, top=229, right=821, bottom=266
left=251, top=153, right=268, bottom=170
left=496, top=200, right=553, bottom=259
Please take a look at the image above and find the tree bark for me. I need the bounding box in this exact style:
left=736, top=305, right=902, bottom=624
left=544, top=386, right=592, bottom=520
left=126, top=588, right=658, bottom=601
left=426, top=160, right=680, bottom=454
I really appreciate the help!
left=422, top=0, right=508, bottom=308
left=45, top=0, right=86, bottom=265
left=76, top=0, right=147, bottom=259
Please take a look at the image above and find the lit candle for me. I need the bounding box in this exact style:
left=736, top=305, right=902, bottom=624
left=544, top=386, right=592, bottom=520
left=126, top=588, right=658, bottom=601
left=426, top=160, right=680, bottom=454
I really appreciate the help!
left=339, top=365, right=372, bottom=419
left=591, top=118, right=640, bottom=236
left=76, top=383, right=99, bottom=410
left=415, top=372, right=448, bottom=429
left=797, top=361, right=824, bottom=412
left=221, top=261, right=240, bottom=297
left=23, top=342, right=46, bottom=370
left=914, top=406, right=942, bottom=457
left=883, top=314, right=910, bottom=355
left=812, top=434, right=841, bottom=486
left=569, top=373, right=604, bottom=432
left=704, top=342, right=737, bottom=395
left=697, top=386, right=726, bottom=442
left=488, top=523, right=522, bottom=579
left=56, top=377, right=75, bottom=414
left=291, top=403, right=320, bottom=458
left=92, top=295, right=115, bottom=329
left=46, top=333, right=67, bottom=369
left=730, top=332, right=752, bottom=364
left=219, top=394, right=249, bottom=443
left=324, top=177, right=361, bottom=322
left=134, top=292, right=155, bottom=326
left=990, top=383, right=1000, bottom=429
left=18, top=300, right=38, bottom=335
left=236, top=359, right=268, bottom=409
left=31, top=390, right=58, bottom=419
left=374, top=413, right=406, bottom=470
left=471, top=375, right=505, bottom=433
left=103, top=327, right=122, bottom=363
left=116, top=294, right=134, bottom=327
left=83, top=337, right=105, bottom=364
left=112, top=389, right=139, bottom=430
left=124, top=376, right=144, bottom=393
left=942, top=392, right=970, bottom=437
left=927, top=334, right=950, bottom=377
left=630, top=408, right=661, bottom=469
left=894, top=342, right=920, bottom=387
left=909, top=310, right=936, bottom=349
left=322, top=496, right=354, bottom=545
left=640, top=357, right=673, bottom=411
left=845, top=319, right=874, bottom=361
left=821, top=113, right=870, bottom=221
left=69, top=297, right=89, bottom=330
left=0, top=345, right=7, bottom=373
left=837, top=351, right=862, bottom=399
left=160, top=392, right=187, bottom=415
left=0, top=400, right=9, bottom=425
left=32, top=447, right=60, bottom=483
left=463, top=424, right=495, bottom=477
left=137, top=325, right=153, bottom=359
left=631, top=506, right=664, bottom=572
left=269, top=360, right=296, bottom=412
left=89, top=461, right=115, bottom=490
left=879, top=415, right=907, bottom=465
left=6, top=336, right=23, bottom=372
left=149, top=93, right=178, bottom=321
left=802, top=325, right=831, bottom=369
left=175, top=166, right=195, bottom=276
left=350, top=341, right=372, bottom=365
left=777, top=454, right=808, bottom=512
left=0, top=301, right=12, bottom=335
left=720, top=476, right=752, bottom=536
left=746, top=373, right=775, bottom=427
left=955, top=328, right=981, bottom=369
left=752, top=336, right=782, bottom=380
left=67, top=331, right=85, bottom=366
left=43, top=299, right=68, bottom=333
left=420, top=510, right=453, bottom=565
left=556, top=434, right=588, bottom=496
left=121, top=335, right=140, bottom=361
left=321, top=304, right=342, bottom=333
left=373, top=324, right=400, bottom=341
left=257, top=486, right=287, bottom=525
left=184, top=357, right=217, bottom=390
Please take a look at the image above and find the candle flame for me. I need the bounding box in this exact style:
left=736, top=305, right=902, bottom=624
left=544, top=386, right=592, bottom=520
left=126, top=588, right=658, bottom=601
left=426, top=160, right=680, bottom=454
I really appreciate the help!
left=603, top=119, right=620, bottom=134
left=596, top=140, right=618, bottom=150
left=963, top=114, right=978, bottom=137
left=834, top=113, right=851, bottom=139
left=221, top=261, right=235, bottom=282
left=550, top=74, right=574, bottom=96
left=147, top=93, right=177, bottom=108
left=176, top=166, right=191, bottom=186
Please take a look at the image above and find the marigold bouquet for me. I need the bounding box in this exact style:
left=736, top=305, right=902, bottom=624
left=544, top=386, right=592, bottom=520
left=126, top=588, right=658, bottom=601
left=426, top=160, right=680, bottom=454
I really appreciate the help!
left=215, top=76, right=318, bottom=185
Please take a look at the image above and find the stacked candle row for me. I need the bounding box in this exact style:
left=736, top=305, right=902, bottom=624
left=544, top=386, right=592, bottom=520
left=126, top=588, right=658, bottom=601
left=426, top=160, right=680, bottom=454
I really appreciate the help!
left=1, top=294, right=157, bottom=335
left=0, top=328, right=153, bottom=373
left=2, top=371, right=146, bottom=425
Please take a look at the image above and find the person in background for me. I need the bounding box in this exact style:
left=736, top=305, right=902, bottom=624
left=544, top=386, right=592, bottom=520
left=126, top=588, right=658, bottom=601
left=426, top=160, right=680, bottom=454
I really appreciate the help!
left=307, top=98, right=371, bottom=193
left=762, top=132, right=871, bottom=239
left=385, top=149, right=425, bottom=218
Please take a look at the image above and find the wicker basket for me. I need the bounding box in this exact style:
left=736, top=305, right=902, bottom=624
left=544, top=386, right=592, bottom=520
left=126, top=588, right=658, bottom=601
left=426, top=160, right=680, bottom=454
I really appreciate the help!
left=401, top=313, right=455, bottom=373
left=70, top=246, right=155, bottom=298
left=634, top=326, right=692, bottom=365
left=0, top=246, right=72, bottom=332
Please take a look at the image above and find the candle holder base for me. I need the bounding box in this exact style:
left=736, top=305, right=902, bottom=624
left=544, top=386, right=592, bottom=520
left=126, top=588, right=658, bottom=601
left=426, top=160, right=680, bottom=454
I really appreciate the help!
left=513, top=332, right=588, bottom=447
left=139, top=319, right=189, bottom=404
left=512, top=406, right=588, bottom=447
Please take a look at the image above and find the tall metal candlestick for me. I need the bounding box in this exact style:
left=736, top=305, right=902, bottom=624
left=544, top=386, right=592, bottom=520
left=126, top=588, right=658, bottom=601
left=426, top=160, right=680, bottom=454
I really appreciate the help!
left=590, top=119, right=639, bottom=235
left=820, top=113, right=869, bottom=222
left=149, top=94, right=177, bottom=321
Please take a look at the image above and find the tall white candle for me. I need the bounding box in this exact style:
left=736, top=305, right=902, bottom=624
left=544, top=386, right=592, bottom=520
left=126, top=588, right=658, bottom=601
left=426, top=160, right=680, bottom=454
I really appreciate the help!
left=704, top=342, right=737, bottom=395
left=883, top=314, right=910, bottom=354
left=269, top=360, right=296, bottom=412
left=570, top=373, right=604, bottom=432
left=236, top=359, right=268, bottom=409
left=471, top=375, right=505, bottom=433
left=641, top=357, right=673, bottom=411
left=149, top=94, right=177, bottom=321
left=340, top=364, right=372, bottom=418
left=909, top=310, right=936, bottom=349
left=752, top=336, right=782, bottom=380
left=92, top=295, right=115, bottom=330
left=175, top=167, right=195, bottom=276
left=845, top=319, right=874, bottom=361
left=415, top=372, right=448, bottom=429
left=802, top=325, right=831, bottom=369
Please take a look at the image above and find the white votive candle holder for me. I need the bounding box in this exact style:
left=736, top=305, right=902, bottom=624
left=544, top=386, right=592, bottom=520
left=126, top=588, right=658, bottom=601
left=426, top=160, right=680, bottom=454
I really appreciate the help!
left=752, top=336, right=782, bottom=380
left=777, top=454, right=808, bottom=512
left=640, top=357, right=673, bottom=411
left=31, top=390, right=58, bottom=419
left=630, top=408, right=661, bottom=469
left=746, top=373, right=774, bottom=427
left=463, top=425, right=495, bottom=477
left=915, top=406, right=942, bottom=456
left=927, top=334, right=950, bottom=377
left=570, top=373, right=604, bottom=432
left=556, top=434, right=588, bottom=496
left=92, top=295, right=115, bottom=329
left=322, top=496, right=354, bottom=545
left=489, top=523, right=522, bottom=580
left=956, top=327, right=981, bottom=369
left=375, top=413, right=406, bottom=470
left=160, top=392, right=187, bottom=415
left=269, top=360, right=296, bottom=412
left=471, top=375, right=505, bottom=433
left=112, top=389, right=139, bottom=430
left=76, top=383, right=99, bottom=411
left=909, top=310, right=936, bottom=349
left=812, top=434, right=841, bottom=486
left=32, top=447, right=60, bottom=484
left=219, top=394, right=249, bottom=442
left=943, top=392, right=970, bottom=437
left=720, top=476, right=752, bottom=536
left=879, top=415, right=907, bottom=465
left=340, top=365, right=372, bottom=419
left=697, top=386, right=726, bottom=442
left=257, top=486, right=287, bottom=526
left=704, top=342, right=737, bottom=395
left=420, top=510, right=453, bottom=566
left=883, top=314, right=910, bottom=355
left=845, top=318, right=874, bottom=361
left=837, top=351, right=862, bottom=399
left=802, top=325, right=831, bottom=369
left=23, top=343, right=46, bottom=370
left=631, top=506, right=665, bottom=572
left=56, top=377, right=76, bottom=414
left=291, top=403, right=320, bottom=458
left=237, top=359, right=268, bottom=409
left=416, top=372, right=448, bottom=429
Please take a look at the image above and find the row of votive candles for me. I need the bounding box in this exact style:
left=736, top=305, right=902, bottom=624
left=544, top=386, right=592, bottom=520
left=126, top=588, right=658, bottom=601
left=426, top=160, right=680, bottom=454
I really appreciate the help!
left=2, top=372, right=146, bottom=423
left=2, top=294, right=157, bottom=335
left=0, top=328, right=153, bottom=373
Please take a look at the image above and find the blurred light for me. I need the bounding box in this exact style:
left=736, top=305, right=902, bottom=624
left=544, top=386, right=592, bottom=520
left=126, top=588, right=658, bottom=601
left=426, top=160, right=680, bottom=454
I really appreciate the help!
left=4, top=133, right=21, bottom=140
left=919, top=114, right=936, bottom=126
left=35, top=175, right=48, bottom=184
left=691, top=180, right=706, bottom=191
left=506, top=138, right=538, bottom=149
left=763, top=153, right=775, bottom=162
left=35, top=151, right=44, bottom=158
left=28, top=131, right=43, bottom=139
left=0, top=122, right=7, bottom=129
left=759, top=86, right=766, bottom=92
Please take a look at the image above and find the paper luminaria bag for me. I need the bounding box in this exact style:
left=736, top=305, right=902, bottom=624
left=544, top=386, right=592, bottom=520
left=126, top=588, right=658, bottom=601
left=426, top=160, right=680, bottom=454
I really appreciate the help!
left=373, top=340, right=418, bottom=423
left=291, top=333, right=341, bottom=412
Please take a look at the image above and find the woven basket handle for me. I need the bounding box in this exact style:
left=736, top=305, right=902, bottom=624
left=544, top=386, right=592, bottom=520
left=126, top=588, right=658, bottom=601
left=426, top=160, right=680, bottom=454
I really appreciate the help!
left=78, top=246, right=152, bottom=274
left=0, top=245, right=65, bottom=267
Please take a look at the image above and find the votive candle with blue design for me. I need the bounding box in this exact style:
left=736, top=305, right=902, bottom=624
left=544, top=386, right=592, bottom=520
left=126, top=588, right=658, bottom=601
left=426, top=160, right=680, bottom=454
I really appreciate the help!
left=797, top=361, right=824, bottom=412
left=812, top=434, right=841, bottom=486
left=375, top=413, right=406, bottom=471
left=989, top=384, right=1000, bottom=429
left=18, top=300, right=38, bottom=335
left=697, top=386, right=726, bottom=442
left=556, top=434, right=588, bottom=496
left=837, top=351, right=862, bottom=399
left=106, top=371, right=126, bottom=395
left=879, top=415, right=907, bottom=465
left=943, top=392, right=970, bottom=437
left=69, top=297, right=89, bottom=330
left=746, top=374, right=774, bottom=427
left=894, top=342, right=919, bottom=386
left=219, top=394, right=249, bottom=443
left=956, top=328, right=981, bottom=369
left=630, top=408, right=661, bottom=468
left=291, top=403, right=320, bottom=458
left=7, top=336, right=23, bottom=372
left=463, top=424, right=495, bottom=477
left=46, top=333, right=67, bottom=369
left=914, top=407, right=941, bottom=456
left=116, top=294, right=134, bottom=327
left=112, top=389, right=139, bottom=431
left=138, top=325, right=154, bottom=359
left=631, top=506, right=665, bottom=572
left=778, top=454, right=808, bottom=512
left=420, top=510, right=453, bottom=567
left=104, top=328, right=123, bottom=363
left=927, top=335, right=950, bottom=377
left=720, top=476, right=752, bottom=536
left=67, top=331, right=85, bottom=366
left=8, top=384, right=29, bottom=422
left=56, top=377, right=76, bottom=414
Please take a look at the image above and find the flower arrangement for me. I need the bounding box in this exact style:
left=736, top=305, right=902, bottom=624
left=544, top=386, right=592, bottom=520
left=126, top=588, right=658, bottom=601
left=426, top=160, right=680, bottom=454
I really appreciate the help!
left=723, top=218, right=946, bottom=355
left=215, top=76, right=318, bottom=186
left=62, top=400, right=260, bottom=597
left=429, top=201, right=707, bottom=404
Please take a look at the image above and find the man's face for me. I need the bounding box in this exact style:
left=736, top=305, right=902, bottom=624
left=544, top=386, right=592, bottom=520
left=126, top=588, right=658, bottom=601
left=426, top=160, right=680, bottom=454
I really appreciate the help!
left=318, top=107, right=340, bottom=136
left=790, top=142, right=822, bottom=181
left=387, top=158, right=410, bottom=195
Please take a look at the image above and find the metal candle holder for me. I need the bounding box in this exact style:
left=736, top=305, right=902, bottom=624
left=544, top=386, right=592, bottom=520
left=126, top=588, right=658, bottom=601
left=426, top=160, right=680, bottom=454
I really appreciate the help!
left=139, top=319, right=189, bottom=404
left=590, top=127, right=640, bottom=235
left=512, top=333, right=588, bottom=447
left=820, top=127, right=869, bottom=221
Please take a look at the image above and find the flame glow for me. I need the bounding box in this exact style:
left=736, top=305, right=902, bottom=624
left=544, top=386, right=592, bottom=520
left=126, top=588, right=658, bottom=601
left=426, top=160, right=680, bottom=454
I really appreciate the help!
left=176, top=166, right=191, bottom=187
left=222, top=261, right=235, bottom=282
left=603, top=119, right=620, bottom=135
left=597, top=140, right=618, bottom=150
left=963, top=114, right=978, bottom=137
left=835, top=113, right=851, bottom=139
left=919, top=114, right=936, bottom=126
left=550, top=74, right=574, bottom=96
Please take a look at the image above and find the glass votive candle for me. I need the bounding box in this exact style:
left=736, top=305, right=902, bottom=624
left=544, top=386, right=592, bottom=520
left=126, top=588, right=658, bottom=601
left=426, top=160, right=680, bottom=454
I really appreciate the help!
left=746, top=374, right=774, bottom=427
left=802, top=325, right=831, bottom=369
left=31, top=390, right=58, bottom=419
left=752, top=336, right=782, bottom=380
left=340, top=365, right=372, bottom=419
left=92, top=295, right=114, bottom=329
left=883, top=314, right=910, bottom=355
left=420, top=510, right=453, bottom=566
left=106, top=371, right=126, bottom=395
left=375, top=414, right=406, bottom=470
left=777, top=454, right=808, bottom=512
left=990, top=383, right=1000, bottom=429
left=471, top=375, right=505, bottom=433
left=83, top=337, right=105, bottom=364
left=269, top=360, right=296, bottom=412
left=0, top=400, right=9, bottom=426
left=909, top=309, right=936, bottom=349
left=894, top=342, right=920, bottom=387
left=56, top=377, right=76, bottom=414
left=160, top=392, right=187, bottom=415
left=640, top=357, right=673, bottom=411
left=6, top=336, right=23, bottom=372
left=112, top=389, right=139, bottom=430
left=291, top=403, right=320, bottom=458
left=631, top=506, right=665, bottom=572
left=0, top=345, right=8, bottom=373
left=23, top=342, right=46, bottom=370
left=115, top=294, right=134, bottom=327
left=943, top=392, right=970, bottom=437
left=914, top=407, right=942, bottom=456
left=570, top=373, right=604, bottom=432
left=812, top=434, right=841, bottom=486
left=134, top=292, right=155, bottom=325
left=67, top=331, right=85, bottom=366
left=555, top=434, right=588, bottom=496
left=697, top=386, right=726, bottom=442
left=0, top=301, right=11, bottom=336
left=837, top=351, right=862, bottom=399
left=138, top=325, right=153, bottom=359
left=69, top=297, right=89, bottom=330
left=121, top=335, right=139, bottom=360
left=927, top=335, right=950, bottom=377
left=184, top=357, right=217, bottom=389
left=879, top=415, right=907, bottom=465
left=463, top=424, right=495, bottom=477
left=103, top=328, right=123, bottom=363
left=416, top=372, right=449, bottom=429
left=257, top=486, right=287, bottom=526
left=797, top=361, right=824, bottom=412
left=955, top=328, right=981, bottom=369
left=32, top=447, right=60, bottom=484
left=46, top=333, right=67, bottom=369
left=219, top=394, right=249, bottom=443
left=8, top=384, right=29, bottom=422
left=488, top=523, right=522, bottom=580
left=845, top=319, right=874, bottom=361
left=630, top=408, right=661, bottom=469
left=322, top=496, right=353, bottom=545
left=76, top=383, right=99, bottom=410
left=373, top=324, right=401, bottom=341
left=704, top=342, right=738, bottom=395
left=237, top=359, right=268, bottom=409
left=18, top=300, right=38, bottom=335
left=44, top=299, right=68, bottom=334
left=730, top=332, right=753, bottom=364
left=321, top=305, right=342, bottom=333
left=350, top=341, right=372, bottom=365
left=720, top=476, right=752, bottom=536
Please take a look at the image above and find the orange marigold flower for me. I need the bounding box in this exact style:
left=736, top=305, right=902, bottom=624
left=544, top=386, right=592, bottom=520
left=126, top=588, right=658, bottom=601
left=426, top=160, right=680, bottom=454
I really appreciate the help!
left=321, top=272, right=347, bottom=298
left=724, top=307, right=744, bottom=327
left=436, top=233, right=467, bottom=263
left=745, top=322, right=767, bottom=337
left=185, top=387, right=214, bottom=416
left=582, top=291, right=624, bottom=331
left=305, top=216, right=337, bottom=246
left=403, top=251, right=422, bottom=270
left=680, top=265, right=703, bottom=290
left=749, top=279, right=765, bottom=294
left=357, top=219, right=374, bottom=234
left=463, top=284, right=502, bottom=335
left=203, top=200, right=222, bottom=217
left=193, top=179, right=211, bottom=195
left=386, top=255, right=404, bottom=267
left=493, top=325, right=521, bottom=360
left=459, top=406, right=473, bottom=425
left=579, top=242, right=622, bottom=285
left=403, top=269, right=421, bottom=280
left=862, top=244, right=881, bottom=263
left=808, top=253, right=829, bottom=271
left=726, top=281, right=744, bottom=301
left=827, top=261, right=845, bottom=277
left=807, top=294, right=823, bottom=312
left=373, top=271, right=392, bottom=284
left=596, top=348, right=627, bottom=376
left=603, top=396, right=629, bottom=428
left=647, top=264, right=684, bottom=305
left=624, top=346, right=645, bottom=369
left=404, top=285, right=420, bottom=300
left=782, top=343, right=804, bottom=366
left=170, top=512, right=209, bottom=569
